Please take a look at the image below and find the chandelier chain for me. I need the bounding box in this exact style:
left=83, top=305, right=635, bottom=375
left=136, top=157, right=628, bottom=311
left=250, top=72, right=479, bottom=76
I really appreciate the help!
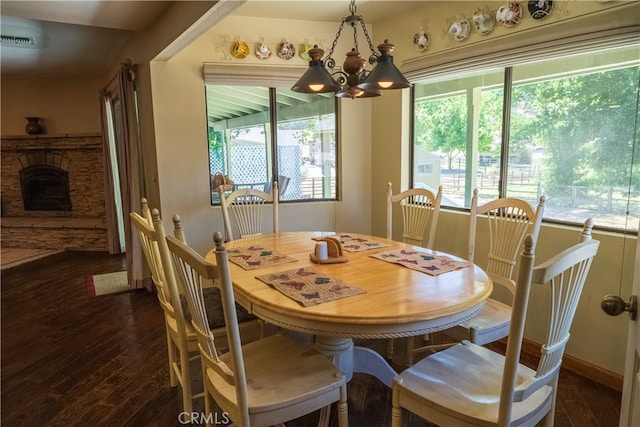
left=325, top=0, right=379, bottom=69
left=358, top=19, right=379, bottom=64
left=349, top=0, right=356, bottom=15
left=325, top=19, right=347, bottom=68
left=352, top=22, right=359, bottom=52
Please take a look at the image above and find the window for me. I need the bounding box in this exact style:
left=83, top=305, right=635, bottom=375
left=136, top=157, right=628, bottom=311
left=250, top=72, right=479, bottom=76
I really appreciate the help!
left=206, top=85, right=337, bottom=204
left=412, top=44, right=640, bottom=231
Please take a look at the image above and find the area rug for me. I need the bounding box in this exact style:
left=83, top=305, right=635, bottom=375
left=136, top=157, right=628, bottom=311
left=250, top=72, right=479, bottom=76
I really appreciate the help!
left=86, top=271, right=133, bottom=298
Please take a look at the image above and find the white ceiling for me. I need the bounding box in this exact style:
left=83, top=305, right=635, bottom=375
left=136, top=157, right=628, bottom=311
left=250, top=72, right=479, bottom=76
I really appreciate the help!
left=0, top=1, right=173, bottom=78
left=0, top=0, right=421, bottom=79
left=233, top=0, right=421, bottom=24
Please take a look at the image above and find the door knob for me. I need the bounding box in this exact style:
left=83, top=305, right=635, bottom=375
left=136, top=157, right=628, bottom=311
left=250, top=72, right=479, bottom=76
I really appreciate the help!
left=601, top=295, right=637, bottom=320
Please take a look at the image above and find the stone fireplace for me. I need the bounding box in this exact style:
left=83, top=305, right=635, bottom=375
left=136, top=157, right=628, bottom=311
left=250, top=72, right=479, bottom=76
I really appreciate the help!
left=1, top=134, right=108, bottom=251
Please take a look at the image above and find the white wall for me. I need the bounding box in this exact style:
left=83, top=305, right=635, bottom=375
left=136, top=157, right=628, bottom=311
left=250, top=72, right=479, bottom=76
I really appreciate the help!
left=1, top=76, right=103, bottom=135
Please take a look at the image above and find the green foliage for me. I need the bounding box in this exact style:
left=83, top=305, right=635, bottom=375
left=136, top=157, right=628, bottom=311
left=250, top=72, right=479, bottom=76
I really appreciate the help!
left=289, top=119, right=316, bottom=145
left=415, top=95, right=467, bottom=169
left=513, top=67, right=639, bottom=190
left=415, top=91, right=502, bottom=169
left=208, top=127, right=223, bottom=156
left=414, top=65, right=639, bottom=192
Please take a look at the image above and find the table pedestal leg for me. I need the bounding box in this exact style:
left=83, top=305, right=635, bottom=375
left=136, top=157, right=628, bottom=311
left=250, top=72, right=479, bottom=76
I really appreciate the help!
left=314, top=336, right=399, bottom=386
left=314, top=336, right=354, bottom=381
left=313, top=336, right=399, bottom=426
left=352, top=346, right=398, bottom=388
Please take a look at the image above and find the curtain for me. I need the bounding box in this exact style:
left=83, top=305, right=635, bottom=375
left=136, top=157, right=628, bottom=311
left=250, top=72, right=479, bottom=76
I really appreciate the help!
left=99, top=64, right=148, bottom=289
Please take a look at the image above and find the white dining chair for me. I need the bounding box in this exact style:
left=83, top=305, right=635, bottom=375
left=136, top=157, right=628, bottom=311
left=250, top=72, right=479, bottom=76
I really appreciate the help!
left=219, top=181, right=278, bottom=241
left=130, top=201, right=201, bottom=415
left=385, top=182, right=443, bottom=361
left=391, top=227, right=600, bottom=427
left=166, top=231, right=348, bottom=427
left=448, top=190, right=545, bottom=343
left=386, top=182, right=442, bottom=247
left=171, top=214, right=262, bottom=352
left=131, top=202, right=262, bottom=417
left=409, top=189, right=546, bottom=364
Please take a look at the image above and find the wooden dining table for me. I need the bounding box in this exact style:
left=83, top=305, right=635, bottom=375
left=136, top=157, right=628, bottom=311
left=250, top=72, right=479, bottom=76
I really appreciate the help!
left=205, top=231, right=493, bottom=389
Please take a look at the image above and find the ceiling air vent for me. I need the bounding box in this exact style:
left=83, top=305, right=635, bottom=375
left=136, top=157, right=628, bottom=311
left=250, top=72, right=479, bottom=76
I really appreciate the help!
left=1, top=34, right=36, bottom=47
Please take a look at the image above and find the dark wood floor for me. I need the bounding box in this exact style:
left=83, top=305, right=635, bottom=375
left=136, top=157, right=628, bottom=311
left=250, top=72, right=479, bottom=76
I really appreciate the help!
left=1, top=251, right=622, bottom=426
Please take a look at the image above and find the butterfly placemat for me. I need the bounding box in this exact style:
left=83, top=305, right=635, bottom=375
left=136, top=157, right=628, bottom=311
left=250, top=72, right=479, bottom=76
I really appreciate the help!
left=338, top=233, right=391, bottom=252
left=227, top=246, right=297, bottom=270
left=370, top=248, right=470, bottom=276
left=255, top=267, right=366, bottom=307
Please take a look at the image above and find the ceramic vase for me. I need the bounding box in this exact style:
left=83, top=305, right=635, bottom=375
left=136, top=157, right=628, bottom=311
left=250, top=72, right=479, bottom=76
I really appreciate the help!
left=25, top=117, right=44, bottom=135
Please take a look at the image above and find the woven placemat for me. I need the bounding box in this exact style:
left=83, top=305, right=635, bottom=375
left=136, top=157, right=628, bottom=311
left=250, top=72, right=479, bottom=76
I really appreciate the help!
left=256, top=267, right=366, bottom=306
left=227, top=245, right=297, bottom=270
left=338, top=233, right=391, bottom=252
left=371, top=248, right=470, bottom=276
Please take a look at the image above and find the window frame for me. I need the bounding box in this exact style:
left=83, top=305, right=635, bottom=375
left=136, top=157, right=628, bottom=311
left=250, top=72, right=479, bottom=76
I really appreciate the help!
left=409, top=39, right=640, bottom=233
left=204, top=80, right=339, bottom=205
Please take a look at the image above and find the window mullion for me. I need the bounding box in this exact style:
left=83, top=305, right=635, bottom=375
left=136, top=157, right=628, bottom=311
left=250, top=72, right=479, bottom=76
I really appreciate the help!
left=498, top=67, right=513, bottom=198
left=466, top=87, right=482, bottom=207
left=269, top=87, right=278, bottom=186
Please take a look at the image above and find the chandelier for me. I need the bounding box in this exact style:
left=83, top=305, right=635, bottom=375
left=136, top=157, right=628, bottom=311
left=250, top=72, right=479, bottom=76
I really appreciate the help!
left=291, top=0, right=411, bottom=99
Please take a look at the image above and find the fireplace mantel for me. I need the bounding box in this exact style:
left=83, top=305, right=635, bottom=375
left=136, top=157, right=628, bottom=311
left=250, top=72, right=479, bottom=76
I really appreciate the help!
left=1, top=134, right=102, bottom=151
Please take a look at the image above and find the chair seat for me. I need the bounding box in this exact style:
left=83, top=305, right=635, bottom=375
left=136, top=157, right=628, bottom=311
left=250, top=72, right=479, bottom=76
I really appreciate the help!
left=395, top=341, right=553, bottom=426
left=447, top=298, right=512, bottom=345
left=208, top=335, right=344, bottom=417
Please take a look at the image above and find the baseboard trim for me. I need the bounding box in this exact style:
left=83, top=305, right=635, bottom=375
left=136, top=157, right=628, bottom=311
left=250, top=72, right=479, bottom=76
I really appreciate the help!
left=521, top=338, right=623, bottom=392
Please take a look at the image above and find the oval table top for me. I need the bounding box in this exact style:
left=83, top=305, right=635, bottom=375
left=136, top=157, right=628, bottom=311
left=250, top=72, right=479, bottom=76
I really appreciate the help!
left=206, top=231, right=493, bottom=339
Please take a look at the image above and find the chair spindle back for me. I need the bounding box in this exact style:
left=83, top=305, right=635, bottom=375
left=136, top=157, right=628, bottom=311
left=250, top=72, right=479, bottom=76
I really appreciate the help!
left=219, top=181, right=278, bottom=241
left=387, top=182, right=443, bottom=248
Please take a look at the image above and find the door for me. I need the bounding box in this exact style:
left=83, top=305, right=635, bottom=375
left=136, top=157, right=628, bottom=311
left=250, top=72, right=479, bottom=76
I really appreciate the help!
left=102, top=95, right=126, bottom=253
left=620, top=222, right=640, bottom=426
left=99, top=65, right=146, bottom=288
left=619, top=215, right=639, bottom=426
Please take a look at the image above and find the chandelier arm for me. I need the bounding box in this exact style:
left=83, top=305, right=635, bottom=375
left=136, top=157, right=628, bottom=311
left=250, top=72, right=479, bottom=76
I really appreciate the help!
left=331, top=70, right=348, bottom=88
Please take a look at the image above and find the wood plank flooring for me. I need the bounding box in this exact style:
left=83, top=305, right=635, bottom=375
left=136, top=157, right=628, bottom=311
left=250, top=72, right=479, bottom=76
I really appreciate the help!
left=1, top=250, right=622, bottom=426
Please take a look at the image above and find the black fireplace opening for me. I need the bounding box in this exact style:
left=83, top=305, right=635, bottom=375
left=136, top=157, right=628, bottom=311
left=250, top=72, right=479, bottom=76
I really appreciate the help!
left=20, top=165, right=72, bottom=211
